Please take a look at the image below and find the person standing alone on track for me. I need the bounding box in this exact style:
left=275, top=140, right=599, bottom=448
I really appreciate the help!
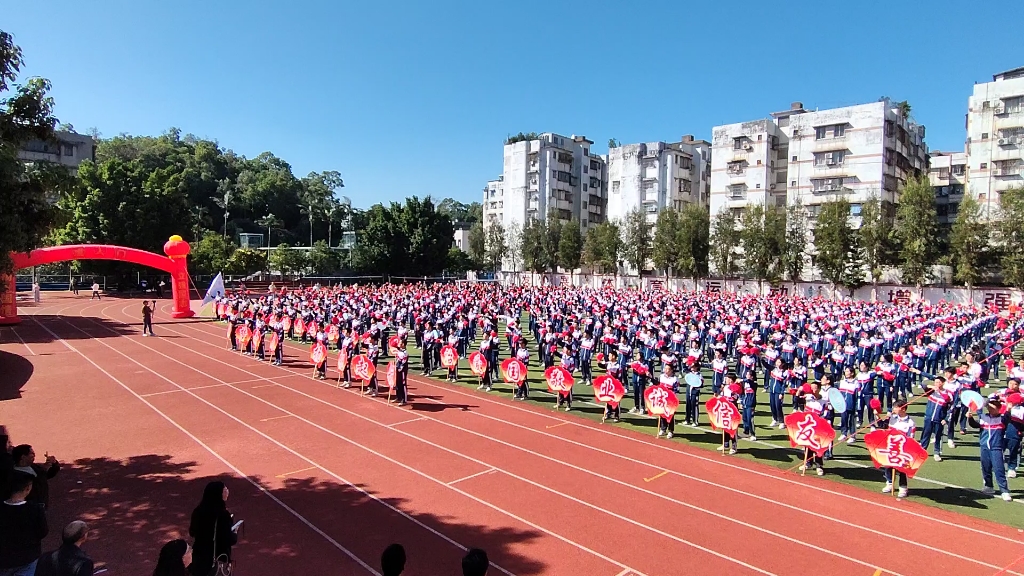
left=142, top=301, right=155, bottom=337
left=90, top=282, right=100, bottom=300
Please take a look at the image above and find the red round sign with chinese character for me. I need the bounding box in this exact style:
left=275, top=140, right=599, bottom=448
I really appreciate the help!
left=388, top=335, right=401, bottom=356
left=282, top=317, right=293, bottom=332
left=310, top=342, right=328, bottom=367
left=864, top=428, right=928, bottom=478
left=501, top=358, right=527, bottom=383
left=440, top=345, right=459, bottom=369
left=386, top=361, right=397, bottom=388
left=705, top=397, right=741, bottom=438
left=784, top=411, right=836, bottom=457
left=327, top=325, right=340, bottom=344
left=338, top=348, right=349, bottom=373
left=351, top=354, right=375, bottom=381
left=592, top=375, right=625, bottom=406
left=644, top=384, right=679, bottom=420
left=544, top=366, right=574, bottom=393
left=469, top=352, right=489, bottom=377
left=236, top=325, right=251, bottom=348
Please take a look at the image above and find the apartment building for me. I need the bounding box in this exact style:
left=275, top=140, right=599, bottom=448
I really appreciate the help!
left=491, top=132, right=607, bottom=233
left=966, top=66, right=1024, bottom=220
left=710, top=99, right=927, bottom=226
left=928, top=151, right=967, bottom=230
left=18, top=130, right=96, bottom=172
left=605, top=135, right=711, bottom=224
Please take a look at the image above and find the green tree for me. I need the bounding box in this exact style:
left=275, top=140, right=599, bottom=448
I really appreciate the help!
left=438, top=198, right=482, bottom=224
left=506, top=221, right=523, bottom=277
left=677, top=204, right=710, bottom=280
left=858, top=193, right=894, bottom=288
left=948, top=194, right=989, bottom=289
left=543, top=213, right=562, bottom=272
left=521, top=217, right=547, bottom=277
left=308, top=240, right=340, bottom=275
left=651, top=208, right=681, bottom=276
left=814, top=197, right=862, bottom=293
left=269, top=243, right=308, bottom=277
left=895, top=175, right=938, bottom=288
left=740, top=205, right=785, bottom=287
left=998, top=187, right=1024, bottom=289
left=558, top=219, right=584, bottom=281
left=0, top=30, right=63, bottom=275
left=485, top=221, right=507, bottom=272
left=225, top=248, right=266, bottom=277
left=621, top=207, right=652, bottom=277
left=445, top=247, right=474, bottom=274
left=351, top=196, right=454, bottom=276
left=189, top=232, right=236, bottom=275
left=582, top=221, right=621, bottom=276
left=780, top=204, right=807, bottom=285
left=467, top=222, right=486, bottom=268
left=255, top=214, right=283, bottom=247
left=709, top=209, right=740, bottom=279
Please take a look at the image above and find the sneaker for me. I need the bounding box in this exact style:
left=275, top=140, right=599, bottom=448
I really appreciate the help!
left=666, top=432, right=674, bottom=439
left=897, top=488, right=908, bottom=498
left=798, top=464, right=807, bottom=471
left=816, top=468, right=824, bottom=476
left=564, top=407, right=571, bottom=412
left=657, top=431, right=666, bottom=438
left=1002, top=492, right=1013, bottom=502
left=778, top=423, right=786, bottom=430
left=728, top=448, right=737, bottom=455
left=934, top=454, right=942, bottom=462
left=882, top=483, right=893, bottom=493
left=1008, top=469, right=1018, bottom=478
left=870, top=426, right=877, bottom=432
left=612, top=418, right=620, bottom=423
left=770, top=419, right=778, bottom=427
left=484, top=386, right=493, bottom=392
left=837, top=434, right=847, bottom=443
left=982, top=486, right=995, bottom=495
left=947, top=439, right=955, bottom=449
left=749, top=435, right=757, bottom=442
left=846, top=436, right=855, bottom=445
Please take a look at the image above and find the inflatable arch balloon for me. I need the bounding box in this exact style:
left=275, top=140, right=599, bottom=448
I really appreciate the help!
left=0, top=235, right=195, bottom=325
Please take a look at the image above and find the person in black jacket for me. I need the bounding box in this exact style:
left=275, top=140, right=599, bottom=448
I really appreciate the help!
left=188, top=481, right=237, bottom=576
left=153, top=539, right=192, bottom=576
left=10, top=444, right=59, bottom=510
left=0, top=472, right=48, bottom=576
left=33, top=520, right=94, bottom=576
left=0, top=426, right=13, bottom=499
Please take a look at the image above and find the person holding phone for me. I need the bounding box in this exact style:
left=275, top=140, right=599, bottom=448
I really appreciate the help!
left=188, top=481, right=238, bottom=575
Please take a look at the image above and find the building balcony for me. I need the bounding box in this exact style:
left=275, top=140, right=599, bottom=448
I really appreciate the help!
left=642, top=192, right=659, bottom=204
left=554, top=199, right=573, bottom=211
left=528, top=162, right=539, bottom=172
left=991, top=146, right=1023, bottom=162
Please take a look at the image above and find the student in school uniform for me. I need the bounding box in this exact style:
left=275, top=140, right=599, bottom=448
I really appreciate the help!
left=556, top=345, right=577, bottom=412
left=882, top=398, right=916, bottom=499
left=364, top=334, right=381, bottom=396
left=970, top=395, right=1014, bottom=501
left=657, top=364, right=680, bottom=439
left=683, top=362, right=704, bottom=427
left=477, top=337, right=493, bottom=392
left=394, top=340, right=410, bottom=406
left=716, top=382, right=741, bottom=454
left=514, top=341, right=531, bottom=400
left=801, top=382, right=827, bottom=476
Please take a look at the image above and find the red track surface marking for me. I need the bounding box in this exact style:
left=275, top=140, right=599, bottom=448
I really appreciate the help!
left=157, top=300, right=1024, bottom=575
left=78, top=302, right=634, bottom=576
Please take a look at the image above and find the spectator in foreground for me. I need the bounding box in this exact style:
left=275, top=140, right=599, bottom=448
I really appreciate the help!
left=0, top=472, right=48, bottom=576
left=188, top=482, right=237, bottom=576
left=0, top=426, right=13, bottom=498
left=380, top=544, right=405, bottom=576
left=34, top=521, right=94, bottom=576
left=153, top=539, right=192, bottom=576
left=462, top=549, right=489, bottom=576
left=10, top=445, right=59, bottom=509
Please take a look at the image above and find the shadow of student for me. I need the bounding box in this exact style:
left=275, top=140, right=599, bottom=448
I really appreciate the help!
left=49, top=454, right=548, bottom=575
left=0, top=350, right=33, bottom=400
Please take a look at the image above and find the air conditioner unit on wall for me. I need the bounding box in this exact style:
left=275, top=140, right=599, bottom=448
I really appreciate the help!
left=998, top=138, right=1008, bottom=146
left=743, top=143, right=753, bottom=151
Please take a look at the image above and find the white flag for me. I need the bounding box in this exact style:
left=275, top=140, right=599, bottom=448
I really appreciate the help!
left=202, top=272, right=225, bottom=306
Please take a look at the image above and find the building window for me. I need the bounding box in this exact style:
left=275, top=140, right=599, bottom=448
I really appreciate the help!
left=582, top=201, right=588, bottom=208
left=792, top=155, right=797, bottom=161
left=850, top=204, right=862, bottom=216
left=981, top=163, right=988, bottom=169
left=812, top=177, right=845, bottom=192
left=757, top=159, right=762, bottom=165
left=982, top=133, right=989, bottom=139
left=62, top=144, right=75, bottom=156
left=815, top=124, right=846, bottom=140
left=814, top=151, right=845, bottom=166
left=757, top=134, right=763, bottom=141
left=733, top=138, right=744, bottom=150
left=953, top=164, right=965, bottom=176
left=583, top=165, right=588, bottom=174
left=582, top=219, right=588, bottom=227
left=791, top=180, right=797, bottom=186
left=583, top=183, right=588, bottom=191
left=756, top=183, right=761, bottom=189
left=612, top=181, right=620, bottom=194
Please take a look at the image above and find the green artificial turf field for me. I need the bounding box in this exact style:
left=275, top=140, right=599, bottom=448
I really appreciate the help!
left=403, top=334, right=1024, bottom=530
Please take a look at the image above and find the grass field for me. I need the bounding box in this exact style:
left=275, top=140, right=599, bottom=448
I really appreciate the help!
left=398, top=335, right=1024, bottom=530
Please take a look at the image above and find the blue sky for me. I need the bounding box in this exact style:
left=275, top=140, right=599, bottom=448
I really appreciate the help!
left=6, top=1, right=1022, bottom=209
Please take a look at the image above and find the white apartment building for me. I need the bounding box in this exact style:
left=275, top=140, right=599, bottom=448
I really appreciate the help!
left=711, top=99, right=927, bottom=226
left=605, top=135, right=711, bottom=225
left=490, top=132, right=607, bottom=234
left=928, top=151, right=967, bottom=230
left=18, top=130, right=96, bottom=172
left=966, top=66, right=1024, bottom=220
left=452, top=225, right=471, bottom=252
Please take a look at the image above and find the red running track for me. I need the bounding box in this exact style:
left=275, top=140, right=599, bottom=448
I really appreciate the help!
left=1, top=295, right=1022, bottom=576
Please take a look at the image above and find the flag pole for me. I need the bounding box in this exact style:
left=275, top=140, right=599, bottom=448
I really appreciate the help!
left=802, top=448, right=808, bottom=476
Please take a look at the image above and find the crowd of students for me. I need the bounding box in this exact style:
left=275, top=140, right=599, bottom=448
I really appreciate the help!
left=215, top=282, right=1024, bottom=501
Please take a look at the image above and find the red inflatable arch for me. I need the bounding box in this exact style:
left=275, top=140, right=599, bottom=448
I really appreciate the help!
left=0, top=235, right=195, bottom=326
